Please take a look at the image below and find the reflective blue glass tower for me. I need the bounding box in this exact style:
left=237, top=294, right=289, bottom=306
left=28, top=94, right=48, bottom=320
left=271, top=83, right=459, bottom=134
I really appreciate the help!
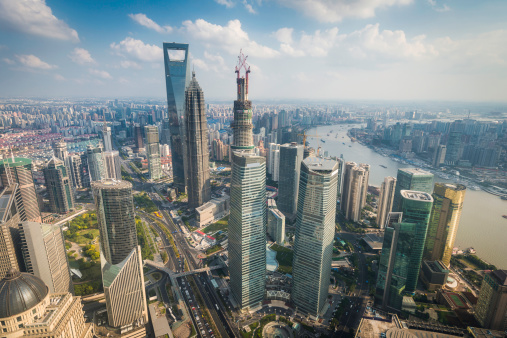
left=163, top=43, right=191, bottom=193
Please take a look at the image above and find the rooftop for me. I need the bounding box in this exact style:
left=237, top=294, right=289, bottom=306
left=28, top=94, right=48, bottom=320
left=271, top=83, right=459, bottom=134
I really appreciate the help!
left=400, top=190, right=433, bottom=202
left=303, top=156, right=337, bottom=172
left=490, top=270, right=507, bottom=286
left=0, top=157, right=32, bottom=168
left=400, top=168, right=433, bottom=177
left=91, top=179, right=132, bottom=190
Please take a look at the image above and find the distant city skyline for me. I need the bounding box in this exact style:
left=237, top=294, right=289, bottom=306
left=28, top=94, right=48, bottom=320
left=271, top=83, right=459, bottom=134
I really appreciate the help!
left=0, top=0, right=506, bottom=101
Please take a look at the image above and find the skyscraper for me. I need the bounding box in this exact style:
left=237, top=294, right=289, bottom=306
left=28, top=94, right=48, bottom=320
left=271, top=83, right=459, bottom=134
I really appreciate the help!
left=103, top=123, right=113, bottom=152
left=163, top=42, right=190, bottom=193
left=145, top=125, right=162, bottom=181
left=475, top=270, right=507, bottom=331
left=103, top=151, right=122, bottom=180
left=445, top=131, right=462, bottom=165
left=267, top=207, right=285, bottom=245
left=278, top=143, right=304, bottom=220
left=185, top=72, right=211, bottom=209
left=92, top=179, right=147, bottom=331
left=292, top=157, right=339, bottom=317
left=231, top=50, right=254, bottom=153
left=376, top=176, right=397, bottom=229
left=432, top=144, right=446, bottom=167
left=392, top=168, right=433, bottom=212
left=52, top=140, right=68, bottom=161
left=19, top=221, right=73, bottom=294
left=0, top=157, right=41, bottom=222
left=134, top=123, right=144, bottom=152
left=68, top=154, right=83, bottom=188
left=375, top=191, right=433, bottom=311
left=44, top=157, right=74, bottom=214
left=86, top=144, right=105, bottom=182
left=424, top=183, right=466, bottom=266
left=228, top=53, right=266, bottom=310
left=342, top=162, right=368, bottom=222
left=0, top=184, right=22, bottom=279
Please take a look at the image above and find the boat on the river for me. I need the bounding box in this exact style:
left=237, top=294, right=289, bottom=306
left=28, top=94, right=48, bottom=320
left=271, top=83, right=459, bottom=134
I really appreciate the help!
left=379, top=165, right=387, bottom=168
left=503, top=215, right=507, bottom=219
left=501, top=196, right=507, bottom=201
left=321, top=139, right=326, bottom=143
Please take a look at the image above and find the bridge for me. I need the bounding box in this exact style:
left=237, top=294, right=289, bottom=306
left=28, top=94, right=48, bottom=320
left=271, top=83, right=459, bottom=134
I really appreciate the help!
left=144, top=260, right=224, bottom=278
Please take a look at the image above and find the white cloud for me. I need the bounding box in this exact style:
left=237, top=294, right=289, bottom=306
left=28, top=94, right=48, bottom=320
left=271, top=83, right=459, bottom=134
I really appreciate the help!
left=275, top=27, right=340, bottom=57
left=2, top=57, right=15, bottom=65
left=0, top=0, right=79, bottom=41
left=88, top=69, right=112, bottom=79
left=120, top=60, right=142, bottom=69
left=110, top=37, right=162, bottom=62
left=193, top=52, right=228, bottom=73
left=243, top=0, right=256, bottom=14
left=69, top=48, right=95, bottom=65
left=16, top=54, right=57, bottom=69
left=215, top=0, right=235, bottom=8
left=276, top=0, right=413, bottom=22
left=182, top=19, right=279, bottom=58
left=427, top=0, right=450, bottom=12
left=54, top=74, right=65, bottom=81
left=274, top=28, right=293, bottom=44
left=128, top=13, right=172, bottom=34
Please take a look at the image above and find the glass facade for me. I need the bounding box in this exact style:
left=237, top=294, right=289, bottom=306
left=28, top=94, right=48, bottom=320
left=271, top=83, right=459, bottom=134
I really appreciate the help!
left=228, top=151, right=266, bottom=310
left=292, top=157, right=338, bottom=316
left=163, top=43, right=190, bottom=192
left=145, top=126, right=162, bottom=180
left=393, top=168, right=434, bottom=212
left=277, top=143, right=304, bottom=218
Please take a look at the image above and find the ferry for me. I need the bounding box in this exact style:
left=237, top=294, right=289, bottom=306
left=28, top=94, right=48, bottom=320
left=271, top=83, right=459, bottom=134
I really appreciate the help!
left=321, top=139, right=326, bottom=143
left=379, top=165, right=387, bottom=169
left=503, top=215, right=507, bottom=219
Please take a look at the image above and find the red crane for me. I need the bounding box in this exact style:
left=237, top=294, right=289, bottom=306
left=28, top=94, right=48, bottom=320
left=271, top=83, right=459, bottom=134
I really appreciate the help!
left=235, top=49, right=251, bottom=96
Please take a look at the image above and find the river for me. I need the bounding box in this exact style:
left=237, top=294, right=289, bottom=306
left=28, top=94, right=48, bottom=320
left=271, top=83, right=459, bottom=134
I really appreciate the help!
left=307, top=124, right=507, bottom=269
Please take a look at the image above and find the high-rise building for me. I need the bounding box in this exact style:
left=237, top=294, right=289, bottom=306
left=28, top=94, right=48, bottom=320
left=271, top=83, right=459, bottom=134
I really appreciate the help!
left=376, top=176, right=396, bottom=229
left=163, top=42, right=190, bottom=193
left=229, top=151, right=267, bottom=310
left=267, top=207, right=285, bottom=245
left=292, top=157, right=339, bottom=317
left=92, top=179, right=147, bottom=330
left=103, top=150, right=122, bottom=180
left=445, top=131, right=462, bottom=165
left=231, top=51, right=254, bottom=153
left=331, top=156, right=344, bottom=202
left=185, top=72, right=211, bottom=209
left=424, top=183, right=466, bottom=267
left=272, top=149, right=280, bottom=181
left=86, top=144, right=105, bottom=182
left=375, top=191, right=433, bottom=311
left=103, top=123, right=113, bottom=152
left=0, top=184, right=22, bottom=279
left=44, top=157, right=74, bottom=214
left=145, top=125, right=162, bottom=181
left=19, top=221, right=73, bottom=294
left=134, top=123, right=144, bottom=152
left=0, top=157, right=41, bottom=222
left=475, top=270, right=507, bottom=331
left=79, top=153, right=91, bottom=188
left=68, top=154, right=83, bottom=188
left=0, top=269, right=94, bottom=338
left=278, top=143, right=304, bottom=219
left=342, top=162, right=368, bottom=222
left=392, top=168, right=433, bottom=212
left=52, top=140, right=68, bottom=161
left=432, top=144, right=446, bottom=167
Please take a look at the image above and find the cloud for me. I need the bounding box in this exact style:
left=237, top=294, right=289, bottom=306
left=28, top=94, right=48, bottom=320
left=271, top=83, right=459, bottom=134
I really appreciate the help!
left=275, top=0, right=413, bottom=22
left=275, top=27, right=340, bottom=57
left=427, top=0, right=450, bottom=12
left=0, top=0, right=79, bottom=41
left=54, top=74, right=65, bottom=81
left=2, top=57, right=15, bottom=65
left=110, top=37, right=162, bottom=62
left=193, top=51, right=228, bottom=73
left=120, top=60, right=142, bottom=69
left=182, top=19, right=279, bottom=58
left=16, top=54, right=57, bottom=69
left=69, top=48, right=95, bottom=65
left=88, top=69, right=112, bottom=79
left=243, top=0, right=256, bottom=14
left=128, top=13, right=172, bottom=33
left=215, top=0, right=235, bottom=8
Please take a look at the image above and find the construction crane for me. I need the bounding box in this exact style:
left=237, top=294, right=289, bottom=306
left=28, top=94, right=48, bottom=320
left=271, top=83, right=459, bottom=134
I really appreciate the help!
left=298, top=131, right=322, bottom=156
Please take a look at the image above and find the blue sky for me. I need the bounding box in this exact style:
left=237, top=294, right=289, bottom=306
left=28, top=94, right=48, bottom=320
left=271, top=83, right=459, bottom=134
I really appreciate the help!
left=0, top=0, right=506, bottom=101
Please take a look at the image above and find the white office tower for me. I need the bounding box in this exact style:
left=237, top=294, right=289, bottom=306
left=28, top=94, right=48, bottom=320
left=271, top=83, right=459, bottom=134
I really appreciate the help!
left=103, top=123, right=112, bottom=152
left=103, top=150, right=122, bottom=180
left=229, top=151, right=267, bottom=310
left=376, top=176, right=397, bottom=229
left=272, top=149, right=280, bottom=181
left=292, top=157, right=339, bottom=317
left=92, top=180, right=147, bottom=333
left=267, top=143, right=280, bottom=175
left=19, top=221, right=73, bottom=294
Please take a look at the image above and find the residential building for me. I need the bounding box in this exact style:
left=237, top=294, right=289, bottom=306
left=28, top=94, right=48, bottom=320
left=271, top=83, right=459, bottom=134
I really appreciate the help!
left=0, top=184, right=22, bottom=279
left=0, top=269, right=93, bottom=338
left=433, top=144, right=446, bottom=167
left=342, top=162, right=368, bottom=222
left=145, top=125, right=162, bottom=180
left=92, top=179, right=147, bottom=331
left=52, top=140, right=68, bottom=161
left=392, top=168, right=434, bottom=212
left=424, top=183, right=466, bottom=266
left=68, top=154, right=83, bottom=188
left=277, top=143, right=304, bottom=220
left=163, top=42, right=190, bottom=193
left=474, top=270, right=507, bottom=331
left=19, top=221, right=73, bottom=294
left=375, top=191, right=433, bottom=311
left=185, top=72, right=211, bottom=209
left=377, top=176, right=396, bottom=229
left=292, top=157, right=339, bottom=317
left=44, top=157, right=74, bottom=214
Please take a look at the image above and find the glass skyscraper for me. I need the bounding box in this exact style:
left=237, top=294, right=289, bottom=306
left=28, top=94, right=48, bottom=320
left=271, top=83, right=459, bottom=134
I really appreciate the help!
left=375, top=190, right=433, bottom=312
left=44, top=157, right=74, bottom=214
left=163, top=43, right=190, bottom=193
left=145, top=126, right=162, bottom=180
left=292, top=157, right=339, bottom=317
left=277, top=143, right=304, bottom=219
left=392, top=168, right=434, bottom=212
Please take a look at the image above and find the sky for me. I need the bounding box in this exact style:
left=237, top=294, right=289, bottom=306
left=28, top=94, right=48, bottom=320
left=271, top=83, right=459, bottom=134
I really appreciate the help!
left=0, top=0, right=506, bottom=102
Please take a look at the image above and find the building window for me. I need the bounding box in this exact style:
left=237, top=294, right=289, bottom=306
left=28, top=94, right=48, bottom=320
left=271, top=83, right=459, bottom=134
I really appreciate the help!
left=16, top=317, right=21, bottom=322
